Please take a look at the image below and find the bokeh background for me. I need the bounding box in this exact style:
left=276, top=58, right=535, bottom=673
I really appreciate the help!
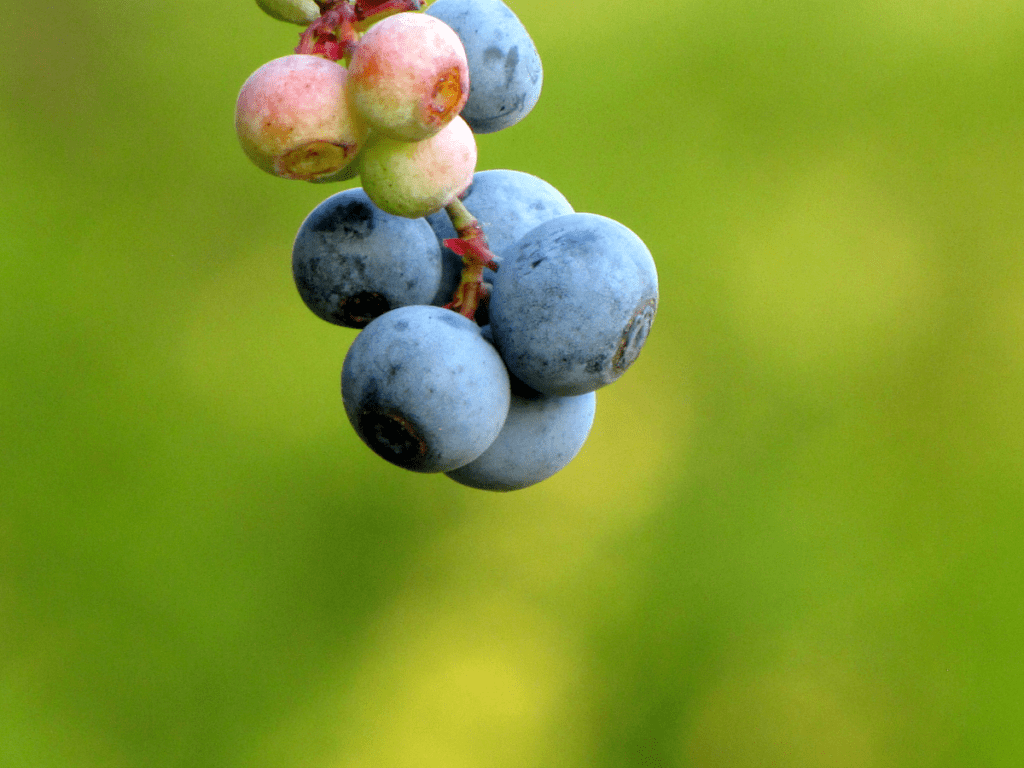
left=3, top=0, right=1024, bottom=765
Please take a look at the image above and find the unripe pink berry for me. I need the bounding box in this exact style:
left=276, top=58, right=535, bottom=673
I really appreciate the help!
left=359, top=116, right=477, bottom=218
left=348, top=13, right=469, bottom=142
left=235, top=54, right=368, bottom=181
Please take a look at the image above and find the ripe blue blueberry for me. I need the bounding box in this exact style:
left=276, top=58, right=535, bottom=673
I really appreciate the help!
left=342, top=305, right=511, bottom=473
left=489, top=213, right=658, bottom=396
left=446, top=372, right=596, bottom=491
left=292, top=187, right=443, bottom=328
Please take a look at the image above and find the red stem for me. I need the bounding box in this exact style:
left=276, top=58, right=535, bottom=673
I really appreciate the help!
left=296, top=0, right=423, bottom=60
left=442, top=198, right=500, bottom=321
left=296, top=1, right=359, bottom=61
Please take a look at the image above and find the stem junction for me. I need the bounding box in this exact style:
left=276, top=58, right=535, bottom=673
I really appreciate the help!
left=297, top=0, right=423, bottom=61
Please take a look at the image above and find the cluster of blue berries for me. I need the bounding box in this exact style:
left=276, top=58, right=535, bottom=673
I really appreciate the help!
left=296, top=170, right=657, bottom=491
left=249, top=0, right=658, bottom=490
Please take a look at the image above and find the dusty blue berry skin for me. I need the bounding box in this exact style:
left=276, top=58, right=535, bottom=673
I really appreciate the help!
left=446, top=373, right=596, bottom=492
left=342, top=306, right=511, bottom=473
left=489, top=213, right=658, bottom=396
left=427, top=169, right=574, bottom=306
left=425, top=0, right=542, bottom=134
left=292, top=188, right=442, bottom=328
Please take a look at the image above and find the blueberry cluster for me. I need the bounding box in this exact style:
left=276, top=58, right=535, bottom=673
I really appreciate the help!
left=237, top=0, right=658, bottom=490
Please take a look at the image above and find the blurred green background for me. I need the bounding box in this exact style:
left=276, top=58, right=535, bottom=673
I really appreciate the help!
left=2, top=0, right=1023, bottom=765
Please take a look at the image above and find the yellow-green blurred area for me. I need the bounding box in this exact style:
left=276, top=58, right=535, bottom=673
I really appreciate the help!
left=2, top=0, right=1023, bottom=764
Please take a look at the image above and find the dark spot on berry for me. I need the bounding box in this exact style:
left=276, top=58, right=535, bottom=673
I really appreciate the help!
left=335, top=291, right=390, bottom=328
left=553, top=228, right=599, bottom=251
left=312, top=200, right=375, bottom=238
left=585, top=354, right=607, bottom=374
left=483, top=46, right=503, bottom=65
left=504, top=46, right=519, bottom=86
left=437, top=310, right=464, bottom=329
left=357, top=408, right=428, bottom=469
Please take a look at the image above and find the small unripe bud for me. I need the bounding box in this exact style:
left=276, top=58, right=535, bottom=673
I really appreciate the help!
left=254, top=0, right=320, bottom=25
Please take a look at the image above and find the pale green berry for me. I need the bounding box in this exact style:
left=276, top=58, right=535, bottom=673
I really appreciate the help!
left=358, top=116, right=477, bottom=218
left=255, top=0, right=320, bottom=25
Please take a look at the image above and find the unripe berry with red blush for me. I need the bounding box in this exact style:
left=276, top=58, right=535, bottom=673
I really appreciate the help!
left=235, top=54, right=368, bottom=181
left=348, top=13, right=469, bottom=142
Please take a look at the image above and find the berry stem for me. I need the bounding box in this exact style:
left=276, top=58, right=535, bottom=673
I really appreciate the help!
left=442, top=198, right=501, bottom=322
left=296, top=0, right=359, bottom=61
left=296, top=0, right=422, bottom=61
